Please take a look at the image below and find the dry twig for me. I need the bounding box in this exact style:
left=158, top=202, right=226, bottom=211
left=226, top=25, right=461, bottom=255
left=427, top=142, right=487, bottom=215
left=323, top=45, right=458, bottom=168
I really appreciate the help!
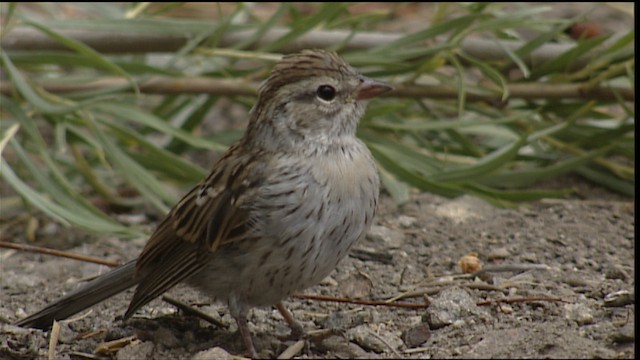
left=0, top=241, right=122, bottom=267
left=293, top=293, right=428, bottom=309
left=0, top=77, right=632, bottom=101
left=277, top=340, right=305, bottom=360
left=160, top=295, right=228, bottom=328
left=47, top=320, right=61, bottom=360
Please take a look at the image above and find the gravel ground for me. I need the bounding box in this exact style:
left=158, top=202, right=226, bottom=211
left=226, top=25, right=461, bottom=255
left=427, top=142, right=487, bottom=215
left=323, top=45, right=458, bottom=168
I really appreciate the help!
left=1, top=177, right=634, bottom=359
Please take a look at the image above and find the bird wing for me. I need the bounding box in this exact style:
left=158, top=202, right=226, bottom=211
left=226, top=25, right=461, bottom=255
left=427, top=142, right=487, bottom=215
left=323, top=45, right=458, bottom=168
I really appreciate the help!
left=125, top=144, right=264, bottom=317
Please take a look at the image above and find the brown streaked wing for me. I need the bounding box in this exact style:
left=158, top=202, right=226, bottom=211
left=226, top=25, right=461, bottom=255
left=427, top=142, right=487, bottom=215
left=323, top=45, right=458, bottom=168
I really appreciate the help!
left=126, top=148, right=263, bottom=317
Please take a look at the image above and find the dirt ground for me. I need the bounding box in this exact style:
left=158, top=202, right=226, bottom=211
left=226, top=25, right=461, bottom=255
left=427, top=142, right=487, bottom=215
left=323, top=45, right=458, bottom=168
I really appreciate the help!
left=0, top=174, right=634, bottom=359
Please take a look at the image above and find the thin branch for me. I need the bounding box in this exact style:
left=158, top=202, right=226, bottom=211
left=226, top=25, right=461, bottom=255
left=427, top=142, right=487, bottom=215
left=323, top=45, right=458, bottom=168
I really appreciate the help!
left=160, top=295, right=228, bottom=328
left=277, top=340, right=305, bottom=360
left=47, top=320, right=61, bottom=360
left=293, top=293, right=429, bottom=309
left=0, top=77, right=632, bottom=101
left=461, top=263, right=551, bottom=279
left=0, top=241, right=122, bottom=267
left=1, top=26, right=624, bottom=69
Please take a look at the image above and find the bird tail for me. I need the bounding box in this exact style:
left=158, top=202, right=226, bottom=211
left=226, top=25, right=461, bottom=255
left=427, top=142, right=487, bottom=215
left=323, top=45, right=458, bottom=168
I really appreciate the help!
left=15, top=261, right=138, bottom=329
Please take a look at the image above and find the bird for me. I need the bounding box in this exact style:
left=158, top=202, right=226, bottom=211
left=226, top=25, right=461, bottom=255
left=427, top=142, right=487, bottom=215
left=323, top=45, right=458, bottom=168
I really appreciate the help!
left=15, top=49, right=393, bottom=358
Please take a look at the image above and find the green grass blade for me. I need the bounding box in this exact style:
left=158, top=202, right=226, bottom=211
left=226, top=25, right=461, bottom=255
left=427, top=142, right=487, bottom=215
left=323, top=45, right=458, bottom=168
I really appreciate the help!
left=0, top=51, right=77, bottom=113
left=24, top=20, right=139, bottom=94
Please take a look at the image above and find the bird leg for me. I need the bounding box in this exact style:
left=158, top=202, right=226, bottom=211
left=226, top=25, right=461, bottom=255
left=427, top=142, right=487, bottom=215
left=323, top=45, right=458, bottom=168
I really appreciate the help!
left=229, top=294, right=258, bottom=358
left=276, top=302, right=304, bottom=338
left=235, top=314, right=258, bottom=359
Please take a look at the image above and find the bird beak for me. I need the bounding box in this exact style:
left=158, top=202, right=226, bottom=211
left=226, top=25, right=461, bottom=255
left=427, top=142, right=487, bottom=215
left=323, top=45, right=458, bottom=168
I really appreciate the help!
left=355, top=78, right=394, bottom=100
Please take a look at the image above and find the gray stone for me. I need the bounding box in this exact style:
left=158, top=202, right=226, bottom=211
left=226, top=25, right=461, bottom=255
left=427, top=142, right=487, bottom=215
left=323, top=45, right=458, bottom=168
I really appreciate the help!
left=348, top=325, right=386, bottom=353
left=402, top=323, right=431, bottom=347
left=366, top=225, right=405, bottom=249
left=191, top=346, right=234, bottom=360
left=425, top=287, right=487, bottom=329
left=564, top=303, right=594, bottom=325
left=116, top=341, right=154, bottom=360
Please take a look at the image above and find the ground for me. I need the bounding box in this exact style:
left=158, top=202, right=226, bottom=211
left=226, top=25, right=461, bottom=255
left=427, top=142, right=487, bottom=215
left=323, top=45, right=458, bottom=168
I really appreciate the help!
left=0, top=175, right=634, bottom=359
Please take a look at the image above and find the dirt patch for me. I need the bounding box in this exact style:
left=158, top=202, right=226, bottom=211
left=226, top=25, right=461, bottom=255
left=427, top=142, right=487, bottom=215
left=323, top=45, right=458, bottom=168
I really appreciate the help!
left=1, top=181, right=634, bottom=359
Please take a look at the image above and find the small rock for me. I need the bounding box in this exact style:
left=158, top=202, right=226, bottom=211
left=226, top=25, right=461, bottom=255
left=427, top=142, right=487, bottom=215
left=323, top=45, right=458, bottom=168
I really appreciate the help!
left=14, top=308, right=27, bottom=319
left=609, top=324, right=635, bottom=344
left=366, top=225, right=405, bottom=249
left=425, top=287, right=487, bottom=329
left=603, top=290, right=634, bottom=307
left=316, top=335, right=372, bottom=358
left=340, top=272, right=373, bottom=299
left=499, top=304, right=514, bottom=314
left=320, top=276, right=338, bottom=286
left=348, top=325, right=386, bottom=353
left=451, top=319, right=467, bottom=328
left=191, top=346, right=234, bottom=360
left=402, top=323, right=431, bottom=348
left=604, top=265, right=629, bottom=280
left=487, top=247, right=510, bottom=261
left=564, top=303, right=594, bottom=325
left=116, top=341, right=154, bottom=360
left=396, top=215, right=417, bottom=228
left=520, top=251, right=538, bottom=263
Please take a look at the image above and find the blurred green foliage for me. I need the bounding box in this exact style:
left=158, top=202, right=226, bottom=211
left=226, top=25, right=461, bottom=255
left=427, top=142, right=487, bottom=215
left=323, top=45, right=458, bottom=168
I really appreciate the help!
left=0, top=3, right=634, bottom=237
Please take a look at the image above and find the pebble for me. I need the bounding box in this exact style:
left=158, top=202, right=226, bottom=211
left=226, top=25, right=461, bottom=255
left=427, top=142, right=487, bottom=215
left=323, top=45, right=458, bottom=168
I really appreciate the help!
left=487, top=247, right=510, bottom=260
left=366, top=225, right=405, bottom=249
left=402, top=323, right=431, bottom=348
left=348, top=325, right=387, bottom=353
left=603, top=290, right=634, bottom=307
left=396, top=215, right=417, bottom=228
left=116, top=341, right=154, bottom=360
left=609, top=324, right=635, bottom=344
left=604, top=265, right=629, bottom=280
left=564, top=303, right=594, bottom=325
left=320, top=276, right=338, bottom=286
left=317, top=335, right=372, bottom=358
left=191, top=346, right=234, bottom=360
left=340, top=272, right=373, bottom=299
left=347, top=324, right=402, bottom=353
left=425, top=287, right=487, bottom=329
left=499, top=304, right=514, bottom=314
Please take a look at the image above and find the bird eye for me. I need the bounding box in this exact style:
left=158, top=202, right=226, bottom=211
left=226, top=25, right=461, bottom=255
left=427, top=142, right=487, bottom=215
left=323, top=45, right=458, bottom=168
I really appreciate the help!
left=316, top=85, right=336, bottom=101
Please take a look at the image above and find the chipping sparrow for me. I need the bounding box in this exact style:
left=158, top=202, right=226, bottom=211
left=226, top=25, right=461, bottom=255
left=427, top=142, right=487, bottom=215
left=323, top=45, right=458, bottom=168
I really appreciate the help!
left=16, top=49, right=393, bottom=357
